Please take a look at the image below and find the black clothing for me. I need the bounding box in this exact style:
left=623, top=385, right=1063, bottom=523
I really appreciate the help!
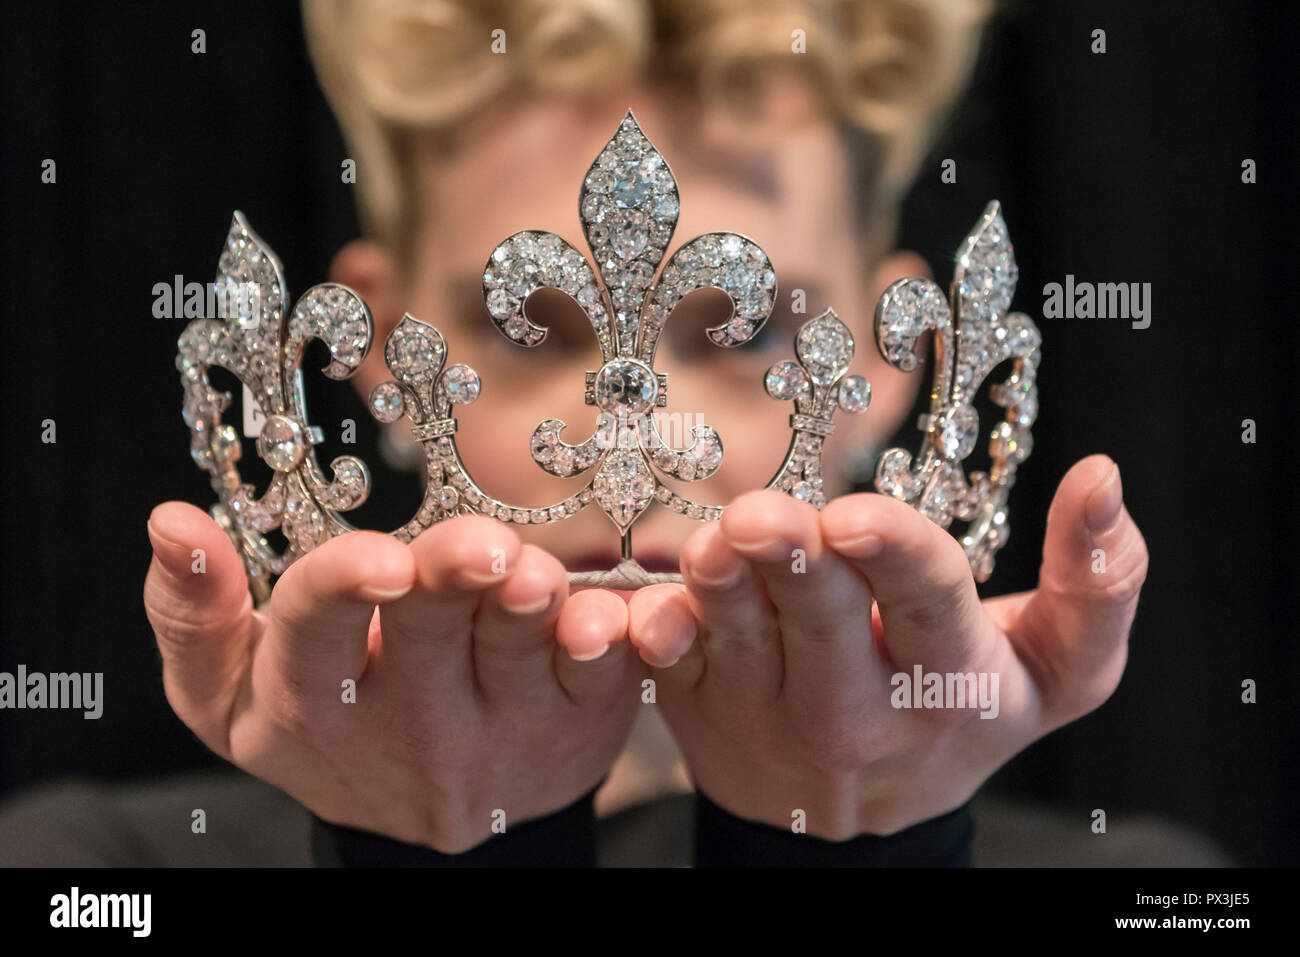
left=310, top=788, right=974, bottom=867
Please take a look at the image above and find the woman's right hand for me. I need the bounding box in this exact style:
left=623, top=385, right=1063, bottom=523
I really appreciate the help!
left=143, top=502, right=641, bottom=853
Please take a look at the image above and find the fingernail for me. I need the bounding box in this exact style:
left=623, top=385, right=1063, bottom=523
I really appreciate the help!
left=147, top=520, right=193, bottom=576
left=640, top=648, right=682, bottom=669
left=1085, top=463, right=1123, bottom=535
left=568, top=642, right=610, bottom=662
left=358, top=584, right=413, bottom=604
left=502, top=592, right=552, bottom=616
left=727, top=537, right=788, bottom=561
left=147, top=516, right=182, bottom=549
left=688, top=560, right=744, bottom=590
left=634, top=607, right=696, bottom=669
left=458, top=568, right=504, bottom=587
left=827, top=532, right=884, bottom=559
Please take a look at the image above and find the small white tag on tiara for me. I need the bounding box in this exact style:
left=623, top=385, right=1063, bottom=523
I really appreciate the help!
left=242, top=384, right=266, bottom=438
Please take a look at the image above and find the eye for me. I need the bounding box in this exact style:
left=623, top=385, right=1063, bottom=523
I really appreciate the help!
left=661, top=287, right=734, bottom=364
left=520, top=287, right=592, bottom=352
left=747, top=317, right=787, bottom=352
left=450, top=279, right=593, bottom=358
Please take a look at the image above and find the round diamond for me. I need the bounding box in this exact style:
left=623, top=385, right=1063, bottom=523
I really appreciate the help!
left=696, top=438, right=722, bottom=472
left=182, top=391, right=214, bottom=430
left=725, top=262, right=758, bottom=294
left=257, top=416, right=306, bottom=472
left=935, top=406, right=979, bottom=459
left=837, top=375, right=872, bottom=413
left=369, top=381, right=405, bottom=423
left=442, top=364, right=481, bottom=404
left=1014, top=390, right=1038, bottom=426
left=390, top=324, right=443, bottom=376
left=211, top=425, right=241, bottom=463
left=612, top=158, right=653, bottom=208
left=552, top=445, right=575, bottom=474
left=593, top=359, right=658, bottom=415
left=725, top=317, right=753, bottom=341
left=765, top=360, right=809, bottom=401
left=798, top=322, right=853, bottom=382
left=505, top=259, right=539, bottom=297
left=610, top=209, right=650, bottom=260
left=531, top=433, right=555, bottom=463
left=486, top=288, right=518, bottom=319
left=654, top=191, right=679, bottom=219
left=991, top=421, right=1033, bottom=461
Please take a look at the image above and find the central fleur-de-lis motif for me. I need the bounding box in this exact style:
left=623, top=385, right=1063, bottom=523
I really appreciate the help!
left=479, top=111, right=780, bottom=533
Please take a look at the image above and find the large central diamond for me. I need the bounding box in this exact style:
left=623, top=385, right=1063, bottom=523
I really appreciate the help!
left=593, top=358, right=658, bottom=415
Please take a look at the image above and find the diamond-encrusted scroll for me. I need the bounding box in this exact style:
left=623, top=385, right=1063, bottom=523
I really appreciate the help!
left=872, top=201, right=1041, bottom=581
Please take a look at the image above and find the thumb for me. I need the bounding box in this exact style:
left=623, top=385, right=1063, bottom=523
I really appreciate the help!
left=143, top=501, right=255, bottom=756
left=1014, top=455, right=1149, bottom=722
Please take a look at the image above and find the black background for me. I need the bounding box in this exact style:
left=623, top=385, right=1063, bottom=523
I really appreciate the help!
left=1, top=1, right=1295, bottom=865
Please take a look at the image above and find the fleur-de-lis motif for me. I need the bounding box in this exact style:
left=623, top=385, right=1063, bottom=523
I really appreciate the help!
left=177, top=212, right=376, bottom=600
left=476, top=111, right=789, bottom=534
left=872, top=201, right=1042, bottom=581
left=761, top=309, right=874, bottom=507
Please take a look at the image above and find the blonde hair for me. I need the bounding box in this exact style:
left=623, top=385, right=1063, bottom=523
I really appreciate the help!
left=303, top=0, right=992, bottom=258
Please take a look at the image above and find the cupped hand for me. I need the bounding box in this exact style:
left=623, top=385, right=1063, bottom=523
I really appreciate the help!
left=143, top=504, right=640, bottom=853
left=626, top=454, right=1148, bottom=839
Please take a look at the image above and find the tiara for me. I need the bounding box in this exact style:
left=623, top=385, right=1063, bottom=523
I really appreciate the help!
left=175, top=111, right=1039, bottom=599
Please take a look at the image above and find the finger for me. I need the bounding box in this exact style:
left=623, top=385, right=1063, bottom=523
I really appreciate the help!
left=678, top=520, right=783, bottom=702
left=265, top=529, right=415, bottom=698
left=821, top=492, right=987, bottom=674
left=1016, top=455, right=1149, bottom=714
left=473, top=544, right=569, bottom=700
left=144, top=502, right=256, bottom=756
left=378, top=515, right=520, bottom=687
left=720, top=490, right=880, bottom=703
left=627, top=583, right=703, bottom=684
left=553, top=589, right=634, bottom=702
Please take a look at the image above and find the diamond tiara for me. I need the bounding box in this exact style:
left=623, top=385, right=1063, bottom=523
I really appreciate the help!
left=175, top=110, right=1040, bottom=599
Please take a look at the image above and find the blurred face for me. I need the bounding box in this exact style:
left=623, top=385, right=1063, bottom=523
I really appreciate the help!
left=344, top=88, right=918, bottom=570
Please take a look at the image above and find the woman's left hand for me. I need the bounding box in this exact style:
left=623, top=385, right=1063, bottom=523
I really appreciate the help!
left=626, top=453, right=1148, bottom=839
